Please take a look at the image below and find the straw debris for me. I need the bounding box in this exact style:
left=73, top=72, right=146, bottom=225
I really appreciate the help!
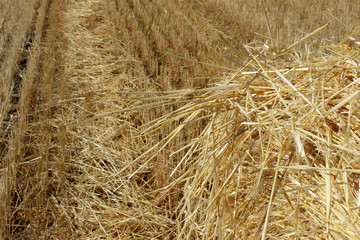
left=2, top=0, right=360, bottom=239
left=137, top=41, right=360, bottom=238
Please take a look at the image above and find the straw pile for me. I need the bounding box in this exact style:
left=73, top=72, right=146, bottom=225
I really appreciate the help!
left=2, top=0, right=360, bottom=239
left=139, top=43, right=360, bottom=239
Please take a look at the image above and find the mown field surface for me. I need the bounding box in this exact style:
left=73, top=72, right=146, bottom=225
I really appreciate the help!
left=2, top=0, right=360, bottom=239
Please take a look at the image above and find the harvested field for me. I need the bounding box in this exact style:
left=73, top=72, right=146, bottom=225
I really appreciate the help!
left=1, top=0, right=360, bottom=239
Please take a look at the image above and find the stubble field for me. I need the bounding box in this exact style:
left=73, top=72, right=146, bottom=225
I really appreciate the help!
left=2, top=0, right=360, bottom=239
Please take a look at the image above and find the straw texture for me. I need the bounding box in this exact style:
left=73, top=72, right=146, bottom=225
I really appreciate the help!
left=2, top=0, right=360, bottom=239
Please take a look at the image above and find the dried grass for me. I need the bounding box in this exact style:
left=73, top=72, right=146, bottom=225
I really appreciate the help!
left=2, top=0, right=360, bottom=239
